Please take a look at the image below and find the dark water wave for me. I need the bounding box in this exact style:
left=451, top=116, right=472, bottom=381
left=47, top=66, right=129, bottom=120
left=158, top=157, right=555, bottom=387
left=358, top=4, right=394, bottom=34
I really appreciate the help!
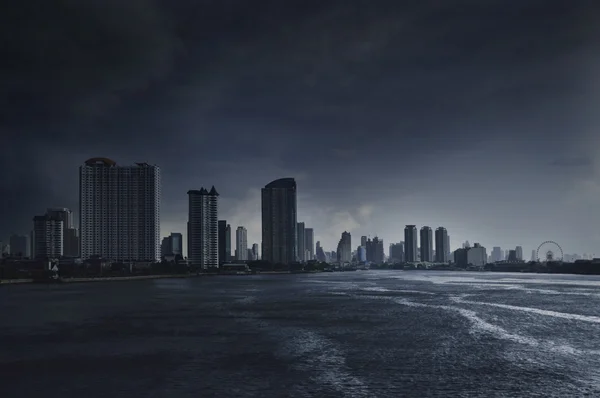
left=2, top=271, right=600, bottom=397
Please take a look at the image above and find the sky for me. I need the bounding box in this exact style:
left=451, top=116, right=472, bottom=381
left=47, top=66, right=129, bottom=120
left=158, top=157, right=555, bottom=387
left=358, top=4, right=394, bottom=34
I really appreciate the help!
left=2, top=0, right=600, bottom=257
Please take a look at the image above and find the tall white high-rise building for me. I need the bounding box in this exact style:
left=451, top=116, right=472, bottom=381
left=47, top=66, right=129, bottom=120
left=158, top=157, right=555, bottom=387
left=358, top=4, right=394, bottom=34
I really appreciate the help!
left=33, top=214, right=63, bottom=259
left=236, top=226, right=248, bottom=261
left=79, top=158, right=161, bottom=261
left=188, top=187, right=219, bottom=269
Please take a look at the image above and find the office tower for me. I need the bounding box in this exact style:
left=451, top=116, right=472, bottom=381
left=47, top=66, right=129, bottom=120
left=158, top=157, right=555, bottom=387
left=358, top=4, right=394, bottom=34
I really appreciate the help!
left=420, top=226, right=433, bottom=262
left=236, top=226, right=248, bottom=261
left=515, top=246, right=523, bottom=261
left=80, top=158, right=161, bottom=261
left=435, top=227, right=448, bottom=263
left=531, top=249, right=536, bottom=262
left=252, top=243, right=259, bottom=260
left=188, top=186, right=219, bottom=269
left=218, top=220, right=231, bottom=264
left=261, top=178, right=297, bottom=265
left=404, top=225, right=418, bottom=262
left=33, top=214, right=63, bottom=259
left=336, top=231, right=352, bottom=263
left=305, top=228, right=314, bottom=261
left=46, top=208, right=79, bottom=257
left=161, top=233, right=183, bottom=258
left=316, top=241, right=326, bottom=262
left=361, top=236, right=367, bottom=247
left=446, top=234, right=451, bottom=259
left=296, top=222, right=305, bottom=262
left=508, top=250, right=517, bottom=262
left=9, top=234, right=30, bottom=258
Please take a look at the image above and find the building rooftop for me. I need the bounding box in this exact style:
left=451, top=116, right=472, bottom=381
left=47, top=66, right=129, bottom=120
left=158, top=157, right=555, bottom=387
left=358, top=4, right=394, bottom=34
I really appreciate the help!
left=265, top=178, right=296, bottom=189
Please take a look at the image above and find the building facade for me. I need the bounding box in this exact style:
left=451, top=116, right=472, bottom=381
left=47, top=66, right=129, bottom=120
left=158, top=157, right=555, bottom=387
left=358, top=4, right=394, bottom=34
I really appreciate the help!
left=305, top=228, right=314, bottom=261
left=336, top=231, right=352, bottom=263
left=420, top=226, right=433, bottom=262
left=261, top=178, right=297, bottom=265
left=79, top=158, right=160, bottom=261
left=188, top=187, right=219, bottom=269
left=218, top=221, right=231, bottom=264
left=435, top=227, right=449, bottom=263
left=236, top=226, right=248, bottom=261
left=404, top=225, right=418, bottom=263
left=33, top=214, right=63, bottom=259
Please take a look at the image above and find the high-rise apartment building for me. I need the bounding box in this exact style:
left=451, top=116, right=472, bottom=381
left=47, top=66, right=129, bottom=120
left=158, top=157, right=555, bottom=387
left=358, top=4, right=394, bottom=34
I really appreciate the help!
left=261, top=178, right=297, bottom=265
left=218, top=220, right=231, bottom=264
left=336, top=231, right=352, bottom=263
left=46, top=208, right=79, bottom=257
left=420, top=226, right=433, bottom=262
left=236, top=226, right=248, bottom=261
left=404, top=225, right=418, bottom=262
left=435, top=227, right=449, bottom=263
left=79, top=158, right=160, bottom=261
left=252, top=243, right=259, bottom=260
left=361, top=236, right=367, bottom=247
left=33, top=214, right=63, bottom=259
left=188, top=187, right=219, bottom=269
left=390, top=242, right=404, bottom=263
left=366, top=236, right=384, bottom=264
left=305, top=228, right=314, bottom=261
left=296, top=222, right=305, bottom=262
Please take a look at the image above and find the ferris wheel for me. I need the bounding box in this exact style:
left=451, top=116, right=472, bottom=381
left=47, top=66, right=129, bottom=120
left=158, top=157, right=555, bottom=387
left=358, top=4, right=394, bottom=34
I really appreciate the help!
left=536, top=241, right=563, bottom=262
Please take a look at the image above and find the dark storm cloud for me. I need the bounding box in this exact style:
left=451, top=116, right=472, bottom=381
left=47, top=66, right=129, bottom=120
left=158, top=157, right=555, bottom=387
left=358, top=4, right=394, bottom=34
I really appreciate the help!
left=2, top=0, right=600, bottom=252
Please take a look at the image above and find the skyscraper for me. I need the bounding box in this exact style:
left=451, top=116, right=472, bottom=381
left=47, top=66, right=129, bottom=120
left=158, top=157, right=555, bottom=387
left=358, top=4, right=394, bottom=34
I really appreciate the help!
left=305, top=228, right=314, bottom=261
left=336, top=231, right=352, bottom=263
left=316, top=241, right=326, bottom=262
left=188, top=186, right=219, bottom=269
left=435, top=227, right=449, bottom=263
left=33, top=214, right=63, bottom=259
left=161, top=233, right=183, bottom=258
left=218, top=220, right=231, bottom=264
left=420, top=226, right=433, bottom=262
left=296, top=222, right=305, bottom=262
left=361, top=236, right=367, bottom=247
left=261, top=178, right=297, bottom=265
left=236, top=226, right=248, bottom=261
left=515, top=246, right=523, bottom=261
left=252, top=243, right=259, bottom=260
left=390, top=242, right=404, bottom=263
left=79, top=158, right=161, bottom=261
left=46, top=208, right=79, bottom=257
left=404, top=225, right=418, bottom=262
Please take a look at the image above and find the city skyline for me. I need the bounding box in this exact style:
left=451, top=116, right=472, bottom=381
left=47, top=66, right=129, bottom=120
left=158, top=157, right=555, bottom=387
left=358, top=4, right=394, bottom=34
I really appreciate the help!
left=2, top=2, right=600, bottom=256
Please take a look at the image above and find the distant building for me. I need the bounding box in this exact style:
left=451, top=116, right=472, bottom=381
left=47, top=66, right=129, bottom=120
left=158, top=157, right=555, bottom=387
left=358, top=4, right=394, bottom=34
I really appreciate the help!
left=305, top=228, right=314, bottom=261
left=361, top=236, right=367, bottom=247
left=188, top=187, right=219, bottom=269
left=404, top=225, right=418, bottom=262
left=9, top=234, right=30, bottom=258
left=236, top=226, right=248, bottom=261
left=316, top=241, right=326, bottom=262
left=337, top=231, right=352, bottom=263
left=508, top=249, right=517, bottom=262
left=33, top=214, right=63, bottom=259
left=296, top=222, right=306, bottom=262
left=531, top=249, right=536, bottom=262
left=161, top=233, right=183, bottom=258
left=261, top=178, right=297, bottom=265
left=218, top=221, right=231, bottom=264
left=420, top=226, right=433, bottom=262
left=454, top=243, right=487, bottom=267
left=357, top=246, right=367, bottom=262
left=389, top=242, right=404, bottom=263
left=435, top=227, right=448, bottom=263
left=79, top=158, right=160, bottom=262
left=252, top=243, right=259, bottom=260
left=515, top=246, right=523, bottom=261
left=46, top=208, right=79, bottom=257
left=491, top=247, right=502, bottom=262
left=366, top=236, right=384, bottom=264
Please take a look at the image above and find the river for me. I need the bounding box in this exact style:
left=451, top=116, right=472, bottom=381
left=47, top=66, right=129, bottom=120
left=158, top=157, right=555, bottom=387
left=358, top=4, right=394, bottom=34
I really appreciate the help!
left=2, top=271, right=600, bottom=397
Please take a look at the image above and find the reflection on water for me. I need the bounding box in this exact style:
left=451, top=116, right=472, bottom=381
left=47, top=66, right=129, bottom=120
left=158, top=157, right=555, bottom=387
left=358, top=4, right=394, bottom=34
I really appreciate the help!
left=2, top=271, right=600, bottom=397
